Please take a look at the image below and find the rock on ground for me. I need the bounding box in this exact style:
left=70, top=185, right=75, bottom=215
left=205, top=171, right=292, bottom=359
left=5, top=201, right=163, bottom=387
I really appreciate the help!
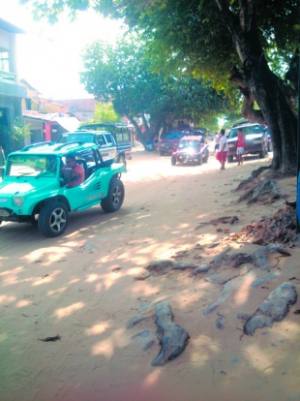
left=244, top=282, right=297, bottom=335
left=151, top=302, right=190, bottom=366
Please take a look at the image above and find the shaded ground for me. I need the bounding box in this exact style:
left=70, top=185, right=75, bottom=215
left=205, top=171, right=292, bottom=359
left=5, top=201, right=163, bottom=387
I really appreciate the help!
left=0, top=152, right=300, bottom=401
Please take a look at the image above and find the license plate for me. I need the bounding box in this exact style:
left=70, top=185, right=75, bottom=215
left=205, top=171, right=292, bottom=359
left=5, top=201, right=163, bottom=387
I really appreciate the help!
left=0, top=208, right=10, bottom=217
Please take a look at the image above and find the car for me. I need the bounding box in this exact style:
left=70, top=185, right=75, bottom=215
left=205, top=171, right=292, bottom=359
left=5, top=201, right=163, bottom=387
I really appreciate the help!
left=171, top=135, right=209, bottom=165
left=227, top=123, right=269, bottom=162
left=158, top=130, right=188, bottom=155
left=0, top=141, right=125, bottom=237
left=64, top=130, right=117, bottom=166
left=191, top=128, right=207, bottom=137
left=79, top=122, right=133, bottom=166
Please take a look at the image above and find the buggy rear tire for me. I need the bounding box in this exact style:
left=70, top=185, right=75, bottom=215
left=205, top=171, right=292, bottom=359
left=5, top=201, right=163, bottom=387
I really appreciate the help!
left=101, top=177, right=125, bottom=213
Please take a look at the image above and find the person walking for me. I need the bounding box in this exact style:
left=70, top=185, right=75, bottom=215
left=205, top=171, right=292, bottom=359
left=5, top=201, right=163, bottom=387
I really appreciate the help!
left=214, top=132, right=220, bottom=153
left=236, top=129, right=245, bottom=166
left=216, top=129, right=228, bottom=170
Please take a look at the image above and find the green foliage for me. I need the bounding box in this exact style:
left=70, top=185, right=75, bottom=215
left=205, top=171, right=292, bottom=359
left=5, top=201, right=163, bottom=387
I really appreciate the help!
left=81, top=37, right=228, bottom=141
left=22, top=0, right=299, bottom=91
left=92, top=102, right=120, bottom=123
left=11, top=118, right=31, bottom=150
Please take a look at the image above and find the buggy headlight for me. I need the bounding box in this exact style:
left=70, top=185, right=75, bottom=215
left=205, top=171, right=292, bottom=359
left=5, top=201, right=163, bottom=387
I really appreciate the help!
left=13, top=196, right=24, bottom=207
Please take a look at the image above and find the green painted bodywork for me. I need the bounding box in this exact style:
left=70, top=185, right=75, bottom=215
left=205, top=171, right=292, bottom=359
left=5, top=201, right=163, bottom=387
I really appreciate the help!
left=0, top=142, right=125, bottom=218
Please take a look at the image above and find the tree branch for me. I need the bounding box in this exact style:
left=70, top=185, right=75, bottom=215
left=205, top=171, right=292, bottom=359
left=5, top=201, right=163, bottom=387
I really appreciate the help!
left=238, top=0, right=254, bottom=32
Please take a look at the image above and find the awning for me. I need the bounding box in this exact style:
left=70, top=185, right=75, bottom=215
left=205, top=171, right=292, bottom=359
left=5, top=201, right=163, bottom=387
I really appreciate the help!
left=0, top=77, right=27, bottom=98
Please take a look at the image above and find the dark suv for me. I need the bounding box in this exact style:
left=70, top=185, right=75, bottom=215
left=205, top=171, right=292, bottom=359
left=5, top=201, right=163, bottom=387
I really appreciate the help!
left=227, top=123, right=269, bottom=162
left=158, top=130, right=188, bottom=155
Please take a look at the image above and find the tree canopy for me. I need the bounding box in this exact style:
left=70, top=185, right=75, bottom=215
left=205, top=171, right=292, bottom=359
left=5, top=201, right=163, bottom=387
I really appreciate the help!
left=81, top=38, right=228, bottom=144
left=91, top=102, right=120, bottom=123
left=23, top=0, right=300, bottom=170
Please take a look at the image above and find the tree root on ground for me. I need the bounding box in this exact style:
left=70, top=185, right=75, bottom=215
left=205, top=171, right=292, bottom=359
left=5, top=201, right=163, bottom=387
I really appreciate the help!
left=196, top=215, right=239, bottom=228
left=243, top=282, right=297, bottom=335
left=238, top=179, right=282, bottom=204
left=230, top=205, right=297, bottom=245
left=235, top=165, right=271, bottom=191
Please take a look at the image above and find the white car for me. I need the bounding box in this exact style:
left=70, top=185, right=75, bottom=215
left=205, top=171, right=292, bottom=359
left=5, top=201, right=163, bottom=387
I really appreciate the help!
left=64, top=130, right=117, bottom=165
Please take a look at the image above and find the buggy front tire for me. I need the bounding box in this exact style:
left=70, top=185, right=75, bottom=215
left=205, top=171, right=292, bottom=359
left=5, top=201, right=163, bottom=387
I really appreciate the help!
left=38, top=201, right=68, bottom=237
left=101, top=177, right=125, bottom=213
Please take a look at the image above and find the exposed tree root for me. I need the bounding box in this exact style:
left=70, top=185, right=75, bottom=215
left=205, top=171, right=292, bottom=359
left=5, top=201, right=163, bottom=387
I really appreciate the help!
left=238, top=179, right=282, bottom=204
left=231, top=205, right=297, bottom=245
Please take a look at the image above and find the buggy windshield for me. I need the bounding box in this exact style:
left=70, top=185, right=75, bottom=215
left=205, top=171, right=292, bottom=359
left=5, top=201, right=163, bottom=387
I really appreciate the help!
left=7, top=155, right=57, bottom=177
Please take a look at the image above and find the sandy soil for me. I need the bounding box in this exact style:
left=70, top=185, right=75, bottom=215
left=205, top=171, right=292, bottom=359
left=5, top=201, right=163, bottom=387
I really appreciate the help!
left=0, top=151, right=300, bottom=401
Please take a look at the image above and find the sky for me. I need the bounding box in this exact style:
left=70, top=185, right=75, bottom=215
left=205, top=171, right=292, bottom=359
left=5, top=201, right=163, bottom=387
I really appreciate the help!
left=2, top=0, right=125, bottom=99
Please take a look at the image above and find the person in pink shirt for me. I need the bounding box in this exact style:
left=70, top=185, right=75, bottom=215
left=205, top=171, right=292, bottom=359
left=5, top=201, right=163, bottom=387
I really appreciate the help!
left=63, top=155, right=85, bottom=188
left=236, top=129, right=246, bottom=165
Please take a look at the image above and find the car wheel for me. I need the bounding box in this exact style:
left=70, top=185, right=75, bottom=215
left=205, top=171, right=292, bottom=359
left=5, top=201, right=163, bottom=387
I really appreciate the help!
left=228, top=155, right=234, bottom=163
left=38, top=201, right=68, bottom=237
left=101, top=177, right=125, bottom=213
left=171, top=156, right=177, bottom=166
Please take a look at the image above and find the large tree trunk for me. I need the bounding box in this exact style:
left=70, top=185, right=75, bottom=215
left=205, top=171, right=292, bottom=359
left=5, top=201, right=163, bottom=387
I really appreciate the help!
left=245, top=55, right=297, bottom=172
left=127, top=115, right=144, bottom=144
left=215, top=0, right=298, bottom=173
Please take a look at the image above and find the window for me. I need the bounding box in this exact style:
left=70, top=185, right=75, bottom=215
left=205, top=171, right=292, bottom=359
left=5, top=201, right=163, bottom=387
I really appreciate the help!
left=0, top=48, right=10, bottom=73
left=96, top=135, right=106, bottom=146
left=105, top=134, right=114, bottom=146
left=116, top=132, right=123, bottom=143
left=121, top=128, right=130, bottom=143
left=78, top=149, right=97, bottom=167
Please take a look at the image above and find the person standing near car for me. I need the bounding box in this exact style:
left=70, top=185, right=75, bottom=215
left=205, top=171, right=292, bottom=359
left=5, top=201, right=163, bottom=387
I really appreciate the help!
left=216, top=129, right=228, bottom=170
left=214, top=131, right=220, bottom=153
left=236, top=129, right=245, bottom=166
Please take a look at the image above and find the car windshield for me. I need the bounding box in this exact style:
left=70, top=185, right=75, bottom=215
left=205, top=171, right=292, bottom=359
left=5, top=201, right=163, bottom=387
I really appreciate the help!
left=161, top=131, right=184, bottom=140
left=228, top=125, right=264, bottom=138
left=66, top=133, right=94, bottom=143
left=179, top=140, right=200, bottom=149
left=7, top=155, right=57, bottom=177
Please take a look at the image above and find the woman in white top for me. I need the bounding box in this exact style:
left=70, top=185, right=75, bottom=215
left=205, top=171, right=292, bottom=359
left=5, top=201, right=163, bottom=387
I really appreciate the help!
left=216, top=129, right=228, bottom=170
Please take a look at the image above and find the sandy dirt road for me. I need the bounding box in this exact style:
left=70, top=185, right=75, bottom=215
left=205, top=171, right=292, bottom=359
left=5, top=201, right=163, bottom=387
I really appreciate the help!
left=0, top=151, right=300, bottom=401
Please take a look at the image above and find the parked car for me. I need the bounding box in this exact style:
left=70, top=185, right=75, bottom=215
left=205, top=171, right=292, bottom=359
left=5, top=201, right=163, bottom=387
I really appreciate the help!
left=79, top=122, right=133, bottom=165
left=192, top=128, right=207, bottom=137
left=64, top=130, right=117, bottom=166
left=171, top=135, right=209, bottom=165
left=227, top=123, right=269, bottom=162
left=158, top=130, right=188, bottom=155
left=0, top=142, right=125, bottom=237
